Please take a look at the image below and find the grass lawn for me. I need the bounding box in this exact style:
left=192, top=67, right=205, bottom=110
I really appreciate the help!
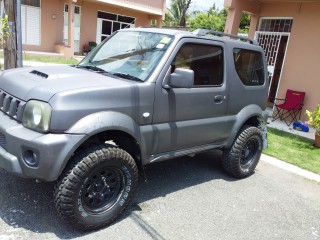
left=22, top=55, right=79, bottom=65
left=263, top=128, right=320, bottom=175
left=0, top=53, right=79, bottom=65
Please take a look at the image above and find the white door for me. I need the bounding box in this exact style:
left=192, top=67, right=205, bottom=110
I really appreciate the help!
left=64, top=4, right=81, bottom=53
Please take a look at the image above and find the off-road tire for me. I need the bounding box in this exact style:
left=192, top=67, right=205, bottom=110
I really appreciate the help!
left=54, top=144, right=138, bottom=231
left=223, top=125, right=263, bottom=178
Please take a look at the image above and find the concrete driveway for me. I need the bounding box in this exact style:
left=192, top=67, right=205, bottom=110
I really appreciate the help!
left=0, top=150, right=319, bottom=240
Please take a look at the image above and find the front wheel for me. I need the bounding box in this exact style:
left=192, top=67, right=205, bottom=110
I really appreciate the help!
left=223, top=125, right=263, bottom=178
left=54, top=144, right=138, bottom=231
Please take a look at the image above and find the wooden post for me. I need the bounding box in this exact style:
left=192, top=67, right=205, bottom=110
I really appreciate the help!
left=3, top=0, right=18, bottom=69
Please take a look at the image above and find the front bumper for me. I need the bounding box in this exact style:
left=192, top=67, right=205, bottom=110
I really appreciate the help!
left=0, top=111, right=85, bottom=181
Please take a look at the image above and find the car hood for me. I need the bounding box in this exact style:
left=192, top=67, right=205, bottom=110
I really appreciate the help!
left=0, top=65, right=132, bottom=102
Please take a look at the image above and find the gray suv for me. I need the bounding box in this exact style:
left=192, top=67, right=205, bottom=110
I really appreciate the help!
left=0, top=28, right=268, bottom=230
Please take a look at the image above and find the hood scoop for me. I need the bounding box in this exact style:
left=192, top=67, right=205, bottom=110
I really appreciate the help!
left=30, top=70, right=49, bottom=79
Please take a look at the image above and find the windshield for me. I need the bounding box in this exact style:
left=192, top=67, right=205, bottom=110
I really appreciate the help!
left=79, top=31, right=174, bottom=81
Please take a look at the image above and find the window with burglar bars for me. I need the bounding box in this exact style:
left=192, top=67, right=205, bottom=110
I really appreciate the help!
left=259, top=18, right=293, bottom=33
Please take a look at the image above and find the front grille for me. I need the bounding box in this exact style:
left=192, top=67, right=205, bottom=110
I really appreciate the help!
left=0, top=132, right=6, bottom=150
left=0, top=89, right=26, bottom=122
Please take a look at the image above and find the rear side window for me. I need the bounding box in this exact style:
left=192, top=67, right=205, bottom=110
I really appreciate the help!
left=233, top=48, right=265, bottom=86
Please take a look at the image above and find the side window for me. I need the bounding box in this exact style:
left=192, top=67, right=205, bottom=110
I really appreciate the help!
left=233, top=48, right=265, bottom=86
left=172, top=43, right=223, bottom=86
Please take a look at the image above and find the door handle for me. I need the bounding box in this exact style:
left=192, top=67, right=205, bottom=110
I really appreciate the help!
left=214, top=95, right=225, bottom=104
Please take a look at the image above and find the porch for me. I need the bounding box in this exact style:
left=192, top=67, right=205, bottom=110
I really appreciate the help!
left=267, top=108, right=315, bottom=141
left=21, top=0, right=165, bottom=58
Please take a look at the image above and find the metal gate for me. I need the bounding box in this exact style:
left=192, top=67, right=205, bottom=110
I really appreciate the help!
left=254, top=32, right=290, bottom=96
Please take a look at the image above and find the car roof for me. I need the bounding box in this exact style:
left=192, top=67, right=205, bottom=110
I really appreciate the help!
left=119, top=27, right=193, bottom=38
left=119, top=28, right=260, bottom=48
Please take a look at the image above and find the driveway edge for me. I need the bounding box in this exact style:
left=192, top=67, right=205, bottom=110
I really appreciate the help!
left=261, top=154, right=320, bottom=183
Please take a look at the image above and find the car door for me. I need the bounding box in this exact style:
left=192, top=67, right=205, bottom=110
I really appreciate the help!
left=151, top=38, right=234, bottom=154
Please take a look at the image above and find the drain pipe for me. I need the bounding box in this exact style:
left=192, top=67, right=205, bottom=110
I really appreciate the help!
left=16, top=0, right=23, bottom=67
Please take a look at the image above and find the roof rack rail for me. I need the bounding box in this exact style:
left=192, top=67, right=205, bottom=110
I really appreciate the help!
left=192, top=29, right=258, bottom=45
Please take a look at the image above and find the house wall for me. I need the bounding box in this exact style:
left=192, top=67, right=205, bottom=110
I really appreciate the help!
left=258, top=2, right=320, bottom=121
left=95, top=0, right=165, bottom=15
left=23, top=0, right=163, bottom=54
left=79, top=0, right=153, bottom=51
left=23, top=0, right=64, bottom=52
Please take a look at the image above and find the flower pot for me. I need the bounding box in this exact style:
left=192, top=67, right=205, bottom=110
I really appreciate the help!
left=315, top=133, right=320, bottom=148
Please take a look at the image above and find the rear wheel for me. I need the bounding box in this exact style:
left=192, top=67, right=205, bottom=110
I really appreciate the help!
left=223, top=125, right=263, bottom=178
left=54, top=144, right=138, bottom=231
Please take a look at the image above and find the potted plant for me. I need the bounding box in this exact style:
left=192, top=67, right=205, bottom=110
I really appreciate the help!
left=88, top=41, right=97, bottom=51
left=306, top=104, right=320, bottom=147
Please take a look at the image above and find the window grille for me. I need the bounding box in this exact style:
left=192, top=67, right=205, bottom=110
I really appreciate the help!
left=259, top=19, right=293, bottom=33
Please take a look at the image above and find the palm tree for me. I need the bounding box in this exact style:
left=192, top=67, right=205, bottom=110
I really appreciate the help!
left=178, top=0, right=192, bottom=26
left=164, top=0, right=192, bottom=27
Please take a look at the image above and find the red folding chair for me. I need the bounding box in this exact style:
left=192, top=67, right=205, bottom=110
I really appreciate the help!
left=272, top=89, right=305, bottom=126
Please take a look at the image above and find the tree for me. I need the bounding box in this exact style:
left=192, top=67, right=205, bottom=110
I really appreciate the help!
left=218, top=8, right=250, bottom=34
left=178, top=0, right=192, bottom=26
left=163, top=0, right=192, bottom=27
left=3, top=0, right=18, bottom=69
left=239, top=12, right=250, bottom=34
left=0, top=15, right=9, bottom=70
left=189, top=5, right=227, bottom=32
left=163, top=6, right=180, bottom=26
left=189, top=13, right=224, bottom=32
left=0, top=15, right=9, bottom=47
left=189, top=7, right=250, bottom=34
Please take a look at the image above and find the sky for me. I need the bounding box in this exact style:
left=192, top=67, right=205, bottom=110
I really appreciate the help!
left=166, top=0, right=225, bottom=12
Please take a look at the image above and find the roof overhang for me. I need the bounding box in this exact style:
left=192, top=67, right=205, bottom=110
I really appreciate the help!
left=96, top=0, right=163, bottom=15
left=254, top=0, right=320, bottom=2
left=225, top=0, right=320, bottom=8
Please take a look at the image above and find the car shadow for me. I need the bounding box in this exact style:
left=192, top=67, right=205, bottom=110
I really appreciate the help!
left=0, top=150, right=238, bottom=238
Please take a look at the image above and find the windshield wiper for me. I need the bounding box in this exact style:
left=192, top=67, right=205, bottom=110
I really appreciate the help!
left=73, top=65, right=108, bottom=74
left=112, top=72, right=144, bottom=82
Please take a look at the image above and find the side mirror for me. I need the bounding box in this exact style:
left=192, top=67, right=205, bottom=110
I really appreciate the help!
left=166, top=68, right=194, bottom=88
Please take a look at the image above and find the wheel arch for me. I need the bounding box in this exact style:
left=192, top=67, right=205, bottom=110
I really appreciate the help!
left=57, top=111, right=146, bottom=180
left=225, top=105, right=268, bottom=149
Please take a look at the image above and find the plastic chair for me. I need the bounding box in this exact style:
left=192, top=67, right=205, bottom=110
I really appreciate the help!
left=272, top=89, right=305, bottom=126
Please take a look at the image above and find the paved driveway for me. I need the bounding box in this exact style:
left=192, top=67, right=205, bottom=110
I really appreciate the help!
left=0, top=150, right=319, bottom=240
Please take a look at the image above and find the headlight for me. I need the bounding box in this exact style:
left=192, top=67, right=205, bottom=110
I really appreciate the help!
left=22, top=100, right=52, bottom=133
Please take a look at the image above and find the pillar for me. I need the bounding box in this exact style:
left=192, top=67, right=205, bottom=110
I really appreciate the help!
left=67, top=0, right=75, bottom=55
left=248, top=14, right=259, bottom=39
left=156, top=16, right=162, bottom=28
left=224, top=7, right=242, bottom=35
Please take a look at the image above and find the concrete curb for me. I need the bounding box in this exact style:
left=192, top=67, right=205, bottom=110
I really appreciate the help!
left=261, top=153, right=320, bottom=183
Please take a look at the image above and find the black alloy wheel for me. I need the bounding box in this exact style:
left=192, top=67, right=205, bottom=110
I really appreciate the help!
left=82, top=167, right=123, bottom=214
left=240, top=138, right=259, bottom=168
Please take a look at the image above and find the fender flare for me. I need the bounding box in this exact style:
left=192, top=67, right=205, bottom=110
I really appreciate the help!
left=66, top=111, right=147, bottom=159
left=225, top=104, right=268, bottom=148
